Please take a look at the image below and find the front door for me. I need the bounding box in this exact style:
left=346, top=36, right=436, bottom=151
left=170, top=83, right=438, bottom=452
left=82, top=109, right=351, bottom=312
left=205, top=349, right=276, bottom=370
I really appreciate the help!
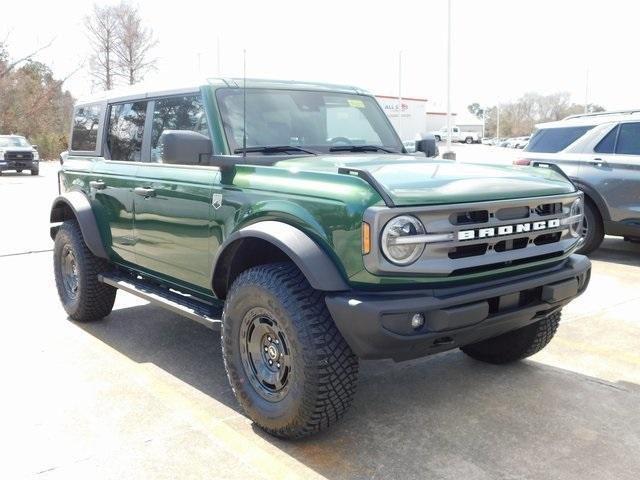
left=132, top=94, right=217, bottom=291
left=581, top=121, right=640, bottom=228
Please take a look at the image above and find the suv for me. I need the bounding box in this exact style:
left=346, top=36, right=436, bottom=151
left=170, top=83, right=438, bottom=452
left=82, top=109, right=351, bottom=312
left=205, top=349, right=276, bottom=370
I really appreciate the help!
left=0, top=135, right=40, bottom=175
left=51, top=78, right=590, bottom=438
left=515, top=110, right=640, bottom=253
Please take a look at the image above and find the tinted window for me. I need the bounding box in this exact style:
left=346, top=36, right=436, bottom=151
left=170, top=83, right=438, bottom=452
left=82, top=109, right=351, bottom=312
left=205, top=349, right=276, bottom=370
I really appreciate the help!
left=151, top=95, right=208, bottom=163
left=524, top=125, right=594, bottom=153
left=71, top=104, right=101, bottom=152
left=594, top=125, right=618, bottom=153
left=615, top=122, right=640, bottom=155
left=107, top=102, right=147, bottom=161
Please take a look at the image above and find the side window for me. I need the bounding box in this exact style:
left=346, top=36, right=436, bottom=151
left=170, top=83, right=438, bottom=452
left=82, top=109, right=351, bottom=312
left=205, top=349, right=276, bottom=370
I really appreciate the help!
left=151, top=95, right=208, bottom=163
left=594, top=125, right=618, bottom=154
left=106, top=101, right=147, bottom=161
left=615, top=122, right=640, bottom=155
left=71, top=104, right=102, bottom=152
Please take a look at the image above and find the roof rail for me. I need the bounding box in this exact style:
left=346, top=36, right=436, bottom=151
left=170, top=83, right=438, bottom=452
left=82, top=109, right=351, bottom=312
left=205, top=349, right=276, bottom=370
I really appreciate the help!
left=564, top=109, right=640, bottom=120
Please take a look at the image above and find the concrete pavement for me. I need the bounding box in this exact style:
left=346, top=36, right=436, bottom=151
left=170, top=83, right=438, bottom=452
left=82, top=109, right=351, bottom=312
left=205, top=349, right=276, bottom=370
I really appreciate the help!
left=2, top=160, right=640, bottom=479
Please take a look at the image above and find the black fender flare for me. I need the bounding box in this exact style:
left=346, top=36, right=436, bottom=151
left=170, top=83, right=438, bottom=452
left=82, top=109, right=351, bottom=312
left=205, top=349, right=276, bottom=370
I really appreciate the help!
left=50, top=191, right=110, bottom=259
left=570, top=178, right=611, bottom=222
left=211, top=221, right=349, bottom=298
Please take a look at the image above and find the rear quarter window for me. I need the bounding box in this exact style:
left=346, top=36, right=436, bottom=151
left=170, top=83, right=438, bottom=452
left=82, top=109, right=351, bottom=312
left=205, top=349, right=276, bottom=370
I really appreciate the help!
left=524, top=125, right=594, bottom=153
left=71, top=104, right=102, bottom=152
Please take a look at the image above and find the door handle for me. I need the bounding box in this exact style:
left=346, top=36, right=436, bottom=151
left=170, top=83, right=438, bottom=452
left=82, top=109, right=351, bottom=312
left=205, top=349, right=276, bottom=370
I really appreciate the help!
left=587, top=158, right=608, bottom=167
left=89, top=180, right=106, bottom=190
left=134, top=187, right=156, bottom=197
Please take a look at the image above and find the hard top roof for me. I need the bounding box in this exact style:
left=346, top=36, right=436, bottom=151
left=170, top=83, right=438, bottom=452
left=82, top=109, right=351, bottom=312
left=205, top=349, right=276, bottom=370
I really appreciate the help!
left=76, top=77, right=369, bottom=105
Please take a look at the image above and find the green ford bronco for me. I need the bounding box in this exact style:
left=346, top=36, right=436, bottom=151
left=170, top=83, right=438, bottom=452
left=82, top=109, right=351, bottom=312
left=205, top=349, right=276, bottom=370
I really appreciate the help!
left=51, top=78, right=591, bottom=438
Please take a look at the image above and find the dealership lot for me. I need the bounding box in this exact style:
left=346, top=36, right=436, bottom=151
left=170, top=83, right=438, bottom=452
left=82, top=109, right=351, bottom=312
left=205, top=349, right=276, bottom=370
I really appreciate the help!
left=2, top=158, right=640, bottom=479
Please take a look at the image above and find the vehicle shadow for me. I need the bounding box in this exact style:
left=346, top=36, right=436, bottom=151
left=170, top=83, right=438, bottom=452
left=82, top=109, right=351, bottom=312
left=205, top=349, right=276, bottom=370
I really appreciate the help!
left=590, top=236, right=640, bottom=268
left=78, top=302, right=640, bottom=480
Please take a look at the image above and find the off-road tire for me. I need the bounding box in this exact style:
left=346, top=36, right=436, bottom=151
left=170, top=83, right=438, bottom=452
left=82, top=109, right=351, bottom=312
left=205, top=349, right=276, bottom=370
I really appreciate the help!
left=53, top=220, right=116, bottom=322
left=576, top=198, right=604, bottom=255
left=31, top=168, right=39, bottom=176
left=222, top=262, right=359, bottom=439
left=461, top=310, right=561, bottom=364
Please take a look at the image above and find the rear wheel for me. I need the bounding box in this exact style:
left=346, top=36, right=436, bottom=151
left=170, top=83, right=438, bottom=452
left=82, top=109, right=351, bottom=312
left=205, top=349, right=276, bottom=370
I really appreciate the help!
left=576, top=198, right=604, bottom=255
left=465, top=137, right=473, bottom=144
left=222, top=262, right=359, bottom=439
left=461, top=311, right=561, bottom=364
left=53, top=220, right=116, bottom=322
left=434, top=135, right=441, bottom=142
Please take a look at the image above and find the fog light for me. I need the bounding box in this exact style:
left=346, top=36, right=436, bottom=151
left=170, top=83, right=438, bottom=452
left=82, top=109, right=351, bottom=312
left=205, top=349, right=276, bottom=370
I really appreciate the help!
left=411, top=313, right=425, bottom=330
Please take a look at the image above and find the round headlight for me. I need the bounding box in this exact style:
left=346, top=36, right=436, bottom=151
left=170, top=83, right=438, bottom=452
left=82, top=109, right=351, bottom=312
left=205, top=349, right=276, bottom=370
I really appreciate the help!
left=381, top=215, right=426, bottom=265
left=569, top=198, right=583, bottom=238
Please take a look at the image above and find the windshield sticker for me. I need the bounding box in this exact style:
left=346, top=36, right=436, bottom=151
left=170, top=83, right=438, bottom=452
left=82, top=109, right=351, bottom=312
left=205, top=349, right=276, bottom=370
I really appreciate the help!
left=348, top=99, right=365, bottom=109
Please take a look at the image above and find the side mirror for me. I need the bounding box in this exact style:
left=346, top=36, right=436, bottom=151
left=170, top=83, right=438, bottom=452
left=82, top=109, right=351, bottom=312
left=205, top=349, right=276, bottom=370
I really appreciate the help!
left=415, top=134, right=438, bottom=157
left=156, top=130, right=212, bottom=165
left=32, top=145, right=38, bottom=150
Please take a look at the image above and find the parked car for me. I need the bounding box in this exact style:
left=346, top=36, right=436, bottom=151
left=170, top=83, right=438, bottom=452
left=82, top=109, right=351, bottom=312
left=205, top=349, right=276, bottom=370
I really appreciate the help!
left=0, top=135, right=40, bottom=175
left=514, top=110, right=640, bottom=253
left=506, top=136, right=530, bottom=149
left=51, top=78, right=590, bottom=439
left=431, top=126, right=481, bottom=144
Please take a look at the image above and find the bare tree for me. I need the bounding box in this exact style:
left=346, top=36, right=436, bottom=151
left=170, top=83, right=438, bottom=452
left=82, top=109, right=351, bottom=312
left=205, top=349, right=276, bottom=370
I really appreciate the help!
left=85, top=4, right=119, bottom=90
left=114, top=2, right=157, bottom=85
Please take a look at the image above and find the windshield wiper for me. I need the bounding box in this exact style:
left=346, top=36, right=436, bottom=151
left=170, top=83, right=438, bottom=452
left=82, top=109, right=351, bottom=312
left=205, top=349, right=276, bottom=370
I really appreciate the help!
left=329, top=145, right=397, bottom=153
left=234, top=145, right=318, bottom=155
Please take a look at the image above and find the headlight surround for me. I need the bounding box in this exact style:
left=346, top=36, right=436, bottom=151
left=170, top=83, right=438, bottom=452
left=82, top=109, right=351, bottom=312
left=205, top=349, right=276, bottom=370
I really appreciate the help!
left=381, top=215, right=426, bottom=265
left=568, top=198, right=583, bottom=238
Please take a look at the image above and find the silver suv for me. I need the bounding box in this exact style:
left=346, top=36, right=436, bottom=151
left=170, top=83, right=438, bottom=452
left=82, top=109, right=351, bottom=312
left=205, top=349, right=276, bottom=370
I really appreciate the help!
left=515, top=110, right=640, bottom=254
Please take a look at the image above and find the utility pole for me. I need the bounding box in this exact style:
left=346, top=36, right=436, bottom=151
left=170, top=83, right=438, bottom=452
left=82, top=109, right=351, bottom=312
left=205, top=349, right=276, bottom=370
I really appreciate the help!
left=584, top=68, right=590, bottom=113
left=398, top=50, right=403, bottom=141
left=443, top=0, right=455, bottom=159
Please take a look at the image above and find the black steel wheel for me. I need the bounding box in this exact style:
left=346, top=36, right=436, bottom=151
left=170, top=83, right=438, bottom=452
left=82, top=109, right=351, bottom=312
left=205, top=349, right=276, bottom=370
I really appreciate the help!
left=222, top=262, right=358, bottom=439
left=240, top=308, right=292, bottom=401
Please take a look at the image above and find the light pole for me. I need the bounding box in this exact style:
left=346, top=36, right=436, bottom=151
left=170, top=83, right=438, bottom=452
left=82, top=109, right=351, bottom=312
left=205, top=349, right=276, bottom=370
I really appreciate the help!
left=398, top=50, right=403, bottom=141
left=443, top=0, right=455, bottom=160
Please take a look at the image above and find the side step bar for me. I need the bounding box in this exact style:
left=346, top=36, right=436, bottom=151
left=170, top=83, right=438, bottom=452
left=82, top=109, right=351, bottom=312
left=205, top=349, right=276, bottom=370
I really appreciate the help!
left=99, top=272, right=222, bottom=331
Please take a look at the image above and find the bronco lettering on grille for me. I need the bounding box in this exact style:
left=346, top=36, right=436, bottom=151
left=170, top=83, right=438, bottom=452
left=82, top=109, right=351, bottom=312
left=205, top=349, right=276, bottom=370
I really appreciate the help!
left=458, top=218, right=560, bottom=241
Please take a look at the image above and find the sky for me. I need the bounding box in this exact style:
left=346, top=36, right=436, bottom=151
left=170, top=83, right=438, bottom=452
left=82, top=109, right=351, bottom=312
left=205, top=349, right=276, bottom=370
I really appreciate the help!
left=3, top=0, right=640, bottom=114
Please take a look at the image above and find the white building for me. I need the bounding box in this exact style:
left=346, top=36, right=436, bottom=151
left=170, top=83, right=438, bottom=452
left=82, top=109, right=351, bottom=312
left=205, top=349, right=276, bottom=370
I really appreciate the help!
left=376, top=95, right=484, bottom=141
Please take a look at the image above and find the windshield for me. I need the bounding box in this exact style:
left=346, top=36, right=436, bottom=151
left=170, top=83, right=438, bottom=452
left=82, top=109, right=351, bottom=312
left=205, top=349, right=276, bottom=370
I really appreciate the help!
left=216, top=88, right=403, bottom=154
left=0, top=136, right=30, bottom=148
left=524, top=125, right=594, bottom=153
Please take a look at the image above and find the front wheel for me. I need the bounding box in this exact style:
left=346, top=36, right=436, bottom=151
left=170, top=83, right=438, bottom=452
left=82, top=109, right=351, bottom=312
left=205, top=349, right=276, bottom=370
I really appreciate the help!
left=222, top=262, right=359, bottom=439
left=576, top=199, right=604, bottom=254
left=461, top=311, right=561, bottom=364
left=31, top=168, right=39, bottom=176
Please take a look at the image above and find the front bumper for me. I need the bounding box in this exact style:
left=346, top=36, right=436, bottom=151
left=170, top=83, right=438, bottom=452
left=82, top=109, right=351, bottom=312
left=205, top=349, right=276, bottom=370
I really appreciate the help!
left=325, top=254, right=591, bottom=361
left=0, top=160, right=37, bottom=171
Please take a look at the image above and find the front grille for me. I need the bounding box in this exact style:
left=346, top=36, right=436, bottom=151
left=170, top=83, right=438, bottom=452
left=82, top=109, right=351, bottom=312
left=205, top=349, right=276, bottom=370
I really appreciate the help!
left=364, top=192, right=583, bottom=277
left=5, top=151, right=34, bottom=161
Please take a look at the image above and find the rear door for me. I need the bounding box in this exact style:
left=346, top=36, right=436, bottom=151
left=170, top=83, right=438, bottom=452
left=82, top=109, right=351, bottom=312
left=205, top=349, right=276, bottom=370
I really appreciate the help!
left=90, top=100, right=148, bottom=264
left=132, top=93, right=218, bottom=290
left=582, top=122, right=640, bottom=227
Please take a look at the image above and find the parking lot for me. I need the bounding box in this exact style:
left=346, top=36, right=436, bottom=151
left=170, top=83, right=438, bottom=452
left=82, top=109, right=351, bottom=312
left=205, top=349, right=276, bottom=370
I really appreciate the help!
left=2, top=156, right=640, bottom=479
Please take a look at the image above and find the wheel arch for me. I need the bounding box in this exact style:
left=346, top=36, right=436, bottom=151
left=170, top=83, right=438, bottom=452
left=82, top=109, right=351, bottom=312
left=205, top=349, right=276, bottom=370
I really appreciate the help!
left=50, top=191, right=109, bottom=260
left=570, top=178, right=610, bottom=223
left=211, top=221, right=349, bottom=299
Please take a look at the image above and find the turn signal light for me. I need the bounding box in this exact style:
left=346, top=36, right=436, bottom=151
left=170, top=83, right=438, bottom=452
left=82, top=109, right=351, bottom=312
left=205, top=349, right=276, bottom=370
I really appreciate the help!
left=362, top=222, right=371, bottom=255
